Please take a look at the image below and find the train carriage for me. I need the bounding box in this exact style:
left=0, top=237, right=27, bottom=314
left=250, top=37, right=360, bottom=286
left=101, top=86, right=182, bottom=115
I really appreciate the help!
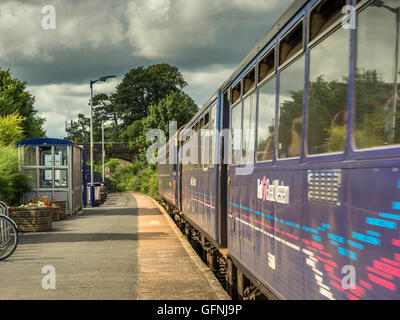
left=179, top=93, right=221, bottom=244
left=158, top=0, right=400, bottom=300
left=157, top=133, right=179, bottom=207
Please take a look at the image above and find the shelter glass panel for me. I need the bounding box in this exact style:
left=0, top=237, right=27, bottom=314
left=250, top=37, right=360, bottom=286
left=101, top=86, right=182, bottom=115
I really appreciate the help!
left=39, top=146, right=52, bottom=166
left=55, top=169, right=68, bottom=188
left=23, top=146, right=36, bottom=166
left=55, top=146, right=68, bottom=166
left=39, top=169, right=53, bottom=188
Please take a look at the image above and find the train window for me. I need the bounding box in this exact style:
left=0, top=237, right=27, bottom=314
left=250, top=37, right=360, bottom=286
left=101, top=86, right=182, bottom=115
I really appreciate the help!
left=231, top=103, right=242, bottom=165
left=201, top=112, right=210, bottom=169
left=307, top=26, right=349, bottom=155
left=277, top=55, right=305, bottom=159
left=243, top=68, right=256, bottom=96
left=309, top=0, right=346, bottom=42
left=204, top=112, right=209, bottom=127
left=242, top=92, right=257, bottom=163
left=279, top=20, right=303, bottom=66
left=209, top=106, right=217, bottom=168
left=259, top=47, right=275, bottom=83
left=354, top=1, right=400, bottom=149
left=199, top=117, right=204, bottom=130
left=231, top=81, right=242, bottom=105
left=256, top=78, right=276, bottom=162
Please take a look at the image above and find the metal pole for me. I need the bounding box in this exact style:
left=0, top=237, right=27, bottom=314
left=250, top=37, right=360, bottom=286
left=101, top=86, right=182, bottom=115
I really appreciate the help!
left=90, top=81, right=95, bottom=207
left=102, top=115, right=105, bottom=184
left=392, top=9, right=400, bottom=142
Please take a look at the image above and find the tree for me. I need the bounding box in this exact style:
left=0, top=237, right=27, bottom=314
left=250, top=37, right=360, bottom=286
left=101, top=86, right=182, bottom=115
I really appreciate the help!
left=65, top=113, right=90, bottom=143
left=0, top=68, right=46, bottom=138
left=137, top=92, right=198, bottom=164
left=142, top=91, right=198, bottom=138
left=114, top=64, right=188, bottom=126
left=0, top=112, right=25, bottom=146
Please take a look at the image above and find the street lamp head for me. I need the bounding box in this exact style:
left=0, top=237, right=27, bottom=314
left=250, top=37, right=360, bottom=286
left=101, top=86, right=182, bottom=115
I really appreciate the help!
left=371, top=0, right=398, bottom=13
left=371, top=0, right=384, bottom=7
left=98, top=75, right=116, bottom=82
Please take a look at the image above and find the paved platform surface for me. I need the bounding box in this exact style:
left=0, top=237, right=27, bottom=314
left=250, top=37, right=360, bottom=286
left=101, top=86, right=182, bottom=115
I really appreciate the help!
left=0, top=192, right=229, bottom=300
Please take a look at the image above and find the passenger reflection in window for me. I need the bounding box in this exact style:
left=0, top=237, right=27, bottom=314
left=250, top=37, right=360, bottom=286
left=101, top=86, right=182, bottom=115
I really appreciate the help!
left=355, top=0, right=400, bottom=149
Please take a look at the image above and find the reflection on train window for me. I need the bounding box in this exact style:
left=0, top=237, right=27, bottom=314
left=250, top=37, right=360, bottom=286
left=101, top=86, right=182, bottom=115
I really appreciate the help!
left=209, top=105, right=217, bottom=168
left=309, top=0, right=346, bottom=42
left=201, top=112, right=210, bottom=169
left=231, top=103, right=242, bottom=165
left=55, top=169, right=68, bottom=188
left=279, top=20, right=303, bottom=66
left=307, top=26, right=349, bottom=155
left=355, top=1, right=400, bottom=149
left=243, top=68, right=256, bottom=96
left=40, top=169, right=53, bottom=188
left=231, top=81, right=242, bottom=105
left=257, top=79, right=276, bottom=162
left=259, top=48, right=275, bottom=83
left=242, top=92, right=256, bottom=163
left=278, top=55, right=305, bottom=159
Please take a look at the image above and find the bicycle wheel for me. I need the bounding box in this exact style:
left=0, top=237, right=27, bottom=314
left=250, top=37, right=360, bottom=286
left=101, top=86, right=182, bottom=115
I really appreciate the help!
left=0, top=215, right=18, bottom=261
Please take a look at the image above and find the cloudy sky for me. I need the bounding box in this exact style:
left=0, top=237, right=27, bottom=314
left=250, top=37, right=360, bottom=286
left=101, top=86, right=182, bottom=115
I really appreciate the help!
left=0, top=0, right=293, bottom=138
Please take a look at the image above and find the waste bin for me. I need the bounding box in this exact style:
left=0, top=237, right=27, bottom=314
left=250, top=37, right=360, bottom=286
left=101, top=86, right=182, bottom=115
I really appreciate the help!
left=86, top=183, right=101, bottom=207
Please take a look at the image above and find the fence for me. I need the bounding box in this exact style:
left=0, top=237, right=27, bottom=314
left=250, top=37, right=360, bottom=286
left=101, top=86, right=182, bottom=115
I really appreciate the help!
left=0, top=201, right=10, bottom=248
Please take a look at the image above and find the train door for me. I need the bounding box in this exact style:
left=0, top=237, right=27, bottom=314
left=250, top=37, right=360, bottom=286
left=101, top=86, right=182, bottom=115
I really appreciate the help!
left=227, top=86, right=242, bottom=259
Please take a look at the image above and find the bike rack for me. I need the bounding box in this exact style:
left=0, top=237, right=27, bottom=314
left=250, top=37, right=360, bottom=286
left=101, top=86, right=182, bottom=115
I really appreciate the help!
left=0, top=201, right=10, bottom=246
left=0, top=201, right=9, bottom=217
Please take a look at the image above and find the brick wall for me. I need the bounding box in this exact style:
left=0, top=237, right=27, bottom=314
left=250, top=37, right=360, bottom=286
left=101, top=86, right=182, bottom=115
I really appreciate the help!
left=9, top=207, right=53, bottom=232
left=52, top=201, right=67, bottom=220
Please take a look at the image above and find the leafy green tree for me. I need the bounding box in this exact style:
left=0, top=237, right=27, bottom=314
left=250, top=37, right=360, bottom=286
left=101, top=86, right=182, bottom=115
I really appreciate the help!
left=142, top=91, right=198, bottom=139
left=121, top=120, right=143, bottom=142
left=0, top=68, right=46, bottom=139
left=65, top=113, right=90, bottom=142
left=114, top=64, right=188, bottom=126
left=0, top=112, right=25, bottom=146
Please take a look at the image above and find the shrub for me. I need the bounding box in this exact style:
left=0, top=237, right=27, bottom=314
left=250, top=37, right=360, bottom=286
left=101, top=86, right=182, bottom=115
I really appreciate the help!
left=0, top=145, right=31, bottom=206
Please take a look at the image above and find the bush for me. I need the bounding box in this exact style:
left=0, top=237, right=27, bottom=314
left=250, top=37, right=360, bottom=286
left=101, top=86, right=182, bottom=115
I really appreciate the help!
left=0, top=145, right=31, bottom=206
left=102, top=158, right=158, bottom=196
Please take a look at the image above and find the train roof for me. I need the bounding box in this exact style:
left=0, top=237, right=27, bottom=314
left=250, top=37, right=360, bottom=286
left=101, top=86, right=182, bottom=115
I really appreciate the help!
left=221, top=0, right=307, bottom=92
left=181, top=0, right=307, bottom=133
left=182, top=91, right=218, bottom=132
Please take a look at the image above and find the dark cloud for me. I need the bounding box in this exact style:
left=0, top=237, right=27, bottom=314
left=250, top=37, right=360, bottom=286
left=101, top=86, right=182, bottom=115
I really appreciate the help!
left=0, top=0, right=293, bottom=137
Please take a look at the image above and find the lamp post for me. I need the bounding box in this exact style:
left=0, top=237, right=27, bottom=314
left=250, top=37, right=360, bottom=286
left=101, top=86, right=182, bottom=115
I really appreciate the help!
left=102, top=114, right=105, bottom=184
left=89, top=75, right=116, bottom=207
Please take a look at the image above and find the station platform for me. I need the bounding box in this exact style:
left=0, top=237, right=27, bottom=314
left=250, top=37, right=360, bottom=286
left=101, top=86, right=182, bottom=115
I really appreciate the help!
left=0, top=192, right=229, bottom=300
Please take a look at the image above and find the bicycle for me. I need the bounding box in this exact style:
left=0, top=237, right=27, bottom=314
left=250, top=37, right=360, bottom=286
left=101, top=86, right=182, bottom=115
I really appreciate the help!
left=0, top=201, right=18, bottom=261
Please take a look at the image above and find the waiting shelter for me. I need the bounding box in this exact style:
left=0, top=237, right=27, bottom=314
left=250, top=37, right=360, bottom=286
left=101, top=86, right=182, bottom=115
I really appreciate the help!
left=16, top=138, right=84, bottom=214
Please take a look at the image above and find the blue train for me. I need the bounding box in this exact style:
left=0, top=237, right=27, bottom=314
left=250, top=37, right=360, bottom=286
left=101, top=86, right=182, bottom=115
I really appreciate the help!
left=158, top=0, right=400, bottom=300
